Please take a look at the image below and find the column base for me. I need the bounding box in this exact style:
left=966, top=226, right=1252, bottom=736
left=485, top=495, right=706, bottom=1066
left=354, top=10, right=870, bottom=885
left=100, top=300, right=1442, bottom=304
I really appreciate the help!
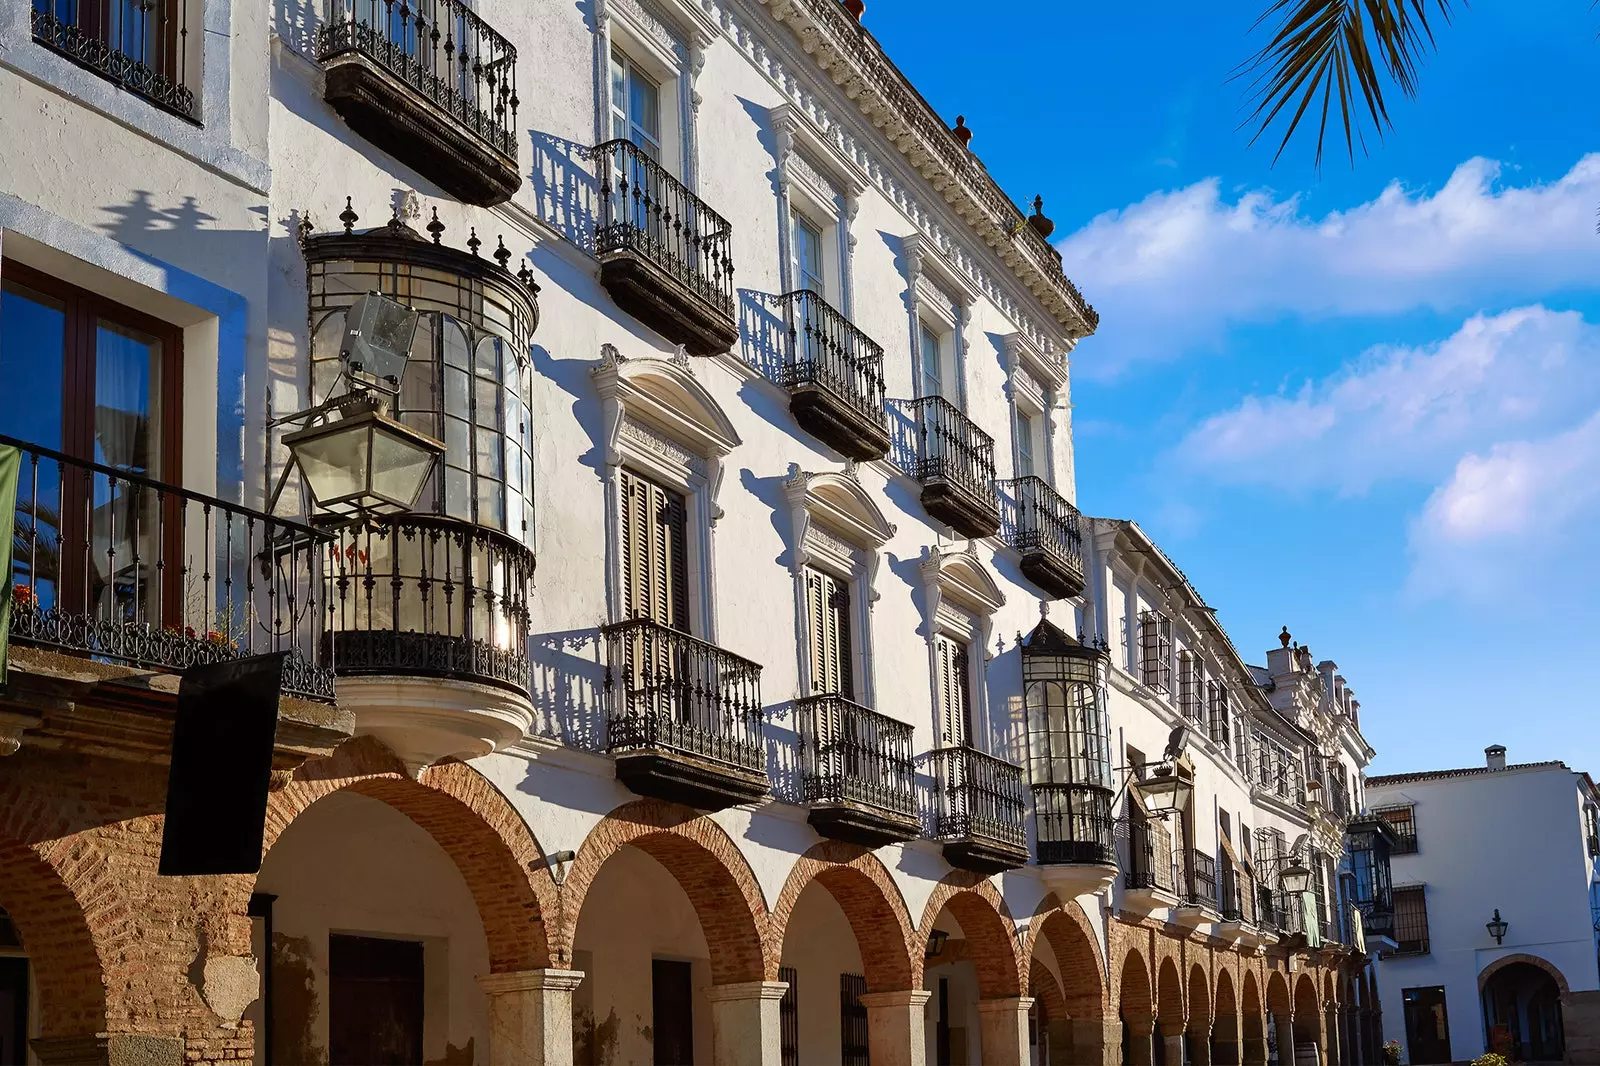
left=477, top=968, right=586, bottom=1066
left=861, top=990, right=933, bottom=1066
left=707, top=980, right=789, bottom=1066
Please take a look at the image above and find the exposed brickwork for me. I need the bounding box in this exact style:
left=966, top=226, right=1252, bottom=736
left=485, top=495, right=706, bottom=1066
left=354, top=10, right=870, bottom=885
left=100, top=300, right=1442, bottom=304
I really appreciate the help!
left=1293, top=972, right=1319, bottom=1015
left=1187, top=962, right=1212, bottom=1033
left=1030, top=895, right=1107, bottom=1018
left=1118, top=944, right=1153, bottom=1015
left=1029, top=958, right=1068, bottom=1022
left=917, top=872, right=1022, bottom=998
left=1216, top=968, right=1237, bottom=1016
left=1156, top=956, right=1185, bottom=1026
left=260, top=736, right=556, bottom=973
left=769, top=841, right=915, bottom=993
left=1266, top=970, right=1292, bottom=1014
left=1241, top=968, right=1262, bottom=1015
left=1477, top=952, right=1571, bottom=995
left=0, top=838, right=107, bottom=1036
left=557, top=798, right=773, bottom=985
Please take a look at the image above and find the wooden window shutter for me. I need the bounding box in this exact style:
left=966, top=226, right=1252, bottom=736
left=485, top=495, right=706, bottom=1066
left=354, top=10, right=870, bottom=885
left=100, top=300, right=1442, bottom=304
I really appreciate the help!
left=619, top=468, right=689, bottom=630
left=805, top=568, right=853, bottom=698
left=935, top=635, right=971, bottom=747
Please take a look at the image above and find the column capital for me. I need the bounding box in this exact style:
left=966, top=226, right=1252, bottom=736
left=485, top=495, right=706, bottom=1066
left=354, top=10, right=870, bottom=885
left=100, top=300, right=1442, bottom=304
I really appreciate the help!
left=707, top=980, right=790, bottom=1004
left=860, top=989, right=933, bottom=1009
left=975, top=996, right=1035, bottom=1015
left=477, top=968, right=585, bottom=995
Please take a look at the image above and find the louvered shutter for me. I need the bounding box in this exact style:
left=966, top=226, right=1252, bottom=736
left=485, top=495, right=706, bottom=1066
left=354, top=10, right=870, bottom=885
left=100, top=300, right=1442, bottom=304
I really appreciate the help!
left=619, top=469, right=689, bottom=629
left=805, top=568, right=853, bottom=698
left=935, top=635, right=971, bottom=747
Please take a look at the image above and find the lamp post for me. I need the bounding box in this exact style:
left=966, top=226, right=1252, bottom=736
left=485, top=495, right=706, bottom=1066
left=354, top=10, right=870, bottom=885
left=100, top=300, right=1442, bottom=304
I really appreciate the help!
left=1486, top=909, right=1508, bottom=946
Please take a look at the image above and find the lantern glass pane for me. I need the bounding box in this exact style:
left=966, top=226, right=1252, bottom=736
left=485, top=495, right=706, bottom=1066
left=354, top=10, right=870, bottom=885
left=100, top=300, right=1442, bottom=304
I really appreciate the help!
left=294, top=423, right=371, bottom=507
left=370, top=424, right=440, bottom=509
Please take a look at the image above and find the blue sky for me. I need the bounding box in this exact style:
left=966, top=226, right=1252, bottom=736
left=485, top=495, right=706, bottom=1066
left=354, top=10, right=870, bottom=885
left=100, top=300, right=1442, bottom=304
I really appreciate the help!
left=865, top=0, right=1600, bottom=776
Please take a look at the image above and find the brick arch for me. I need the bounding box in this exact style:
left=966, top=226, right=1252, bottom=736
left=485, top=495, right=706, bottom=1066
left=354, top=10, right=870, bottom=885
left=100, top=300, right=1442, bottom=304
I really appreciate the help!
left=1216, top=967, right=1238, bottom=1018
left=770, top=841, right=916, bottom=992
left=1293, top=972, right=1319, bottom=1016
left=1119, top=946, right=1153, bottom=1016
left=1030, top=958, right=1069, bottom=1023
left=919, top=873, right=1023, bottom=998
left=562, top=798, right=772, bottom=985
left=261, top=735, right=555, bottom=973
left=1478, top=952, right=1572, bottom=996
left=1156, top=955, right=1185, bottom=1028
left=1187, top=962, right=1212, bottom=1030
left=1030, top=895, right=1108, bottom=1018
left=1322, top=969, right=1337, bottom=1004
left=1266, top=970, right=1292, bottom=1015
left=0, top=837, right=111, bottom=1038
left=1242, top=968, right=1262, bottom=1016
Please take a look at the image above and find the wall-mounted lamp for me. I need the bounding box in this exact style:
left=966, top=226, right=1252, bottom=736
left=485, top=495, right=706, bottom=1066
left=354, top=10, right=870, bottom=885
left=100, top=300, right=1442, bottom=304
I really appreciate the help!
left=925, top=929, right=950, bottom=960
left=1279, top=860, right=1313, bottom=896
left=1486, top=908, right=1508, bottom=946
left=541, top=849, right=577, bottom=887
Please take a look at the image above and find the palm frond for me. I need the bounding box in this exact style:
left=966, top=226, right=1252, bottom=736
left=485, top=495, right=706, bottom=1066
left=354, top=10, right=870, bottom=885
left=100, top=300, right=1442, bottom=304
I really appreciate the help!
left=1238, top=0, right=1456, bottom=168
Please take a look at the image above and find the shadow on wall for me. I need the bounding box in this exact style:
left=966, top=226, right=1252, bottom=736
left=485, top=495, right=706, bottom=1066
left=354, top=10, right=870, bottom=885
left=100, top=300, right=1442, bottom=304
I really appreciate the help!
left=528, top=130, right=599, bottom=253
left=275, top=0, right=318, bottom=56
left=738, top=288, right=787, bottom=385
left=527, top=625, right=607, bottom=751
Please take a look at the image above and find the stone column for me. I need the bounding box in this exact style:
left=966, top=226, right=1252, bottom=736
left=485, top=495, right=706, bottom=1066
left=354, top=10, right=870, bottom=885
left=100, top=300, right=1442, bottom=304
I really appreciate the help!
left=707, top=981, right=788, bottom=1066
left=477, top=968, right=586, bottom=1066
left=1272, top=1011, right=1295, bottom=1066
left=1158, top=1020, right=1186, bottom=1066
left=1212, top=1011, right=1242, bottom=1065
left=1063, top=1016, right=1119, bottom=1065
left=1323, top=1006, right=1341, bottom=1065
left=1122, top=1011, right=1155, bottom=1066
left=976, top=996, right=1034, bottom=1066
left=1242, top=1011, right=1269, bottom=1066
left=859, top=989, right=932, bottom=1066
left=1188, top=1021, right=1213, bottom=1065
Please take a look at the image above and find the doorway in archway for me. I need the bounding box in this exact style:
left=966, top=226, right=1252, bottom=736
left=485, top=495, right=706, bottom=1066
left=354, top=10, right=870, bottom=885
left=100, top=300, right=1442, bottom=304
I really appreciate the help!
left=1483, top=962, right=1565, bottom=1062
left=1403, top=985, right=1452, bottom=1064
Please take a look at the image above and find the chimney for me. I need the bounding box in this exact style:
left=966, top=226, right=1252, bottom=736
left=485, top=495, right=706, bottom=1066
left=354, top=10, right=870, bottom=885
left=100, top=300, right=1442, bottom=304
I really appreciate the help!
left=1485, top=744, right=1507, bottom=771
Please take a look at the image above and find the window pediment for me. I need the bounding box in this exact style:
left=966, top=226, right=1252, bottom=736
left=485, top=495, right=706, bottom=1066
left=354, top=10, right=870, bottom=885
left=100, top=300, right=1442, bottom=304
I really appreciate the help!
left=593, top=343, right=741, bottom=464
left=784, top=464, right=895, bottom=553
left=920, top=545, right=1006, bottom=620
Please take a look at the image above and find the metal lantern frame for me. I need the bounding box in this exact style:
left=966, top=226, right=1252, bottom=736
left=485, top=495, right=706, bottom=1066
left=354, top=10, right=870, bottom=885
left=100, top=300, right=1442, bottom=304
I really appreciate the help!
left=1021, top=618, right=1116, bottom=863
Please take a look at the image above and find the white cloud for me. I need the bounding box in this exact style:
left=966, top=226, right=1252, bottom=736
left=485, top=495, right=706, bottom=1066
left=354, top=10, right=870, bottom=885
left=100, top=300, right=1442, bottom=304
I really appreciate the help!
left=1175, top=306, right=1600, bottom=493
left=1059, top=155, right=1600, bottom=371
left=1407, top=412, right=1600, bottom=599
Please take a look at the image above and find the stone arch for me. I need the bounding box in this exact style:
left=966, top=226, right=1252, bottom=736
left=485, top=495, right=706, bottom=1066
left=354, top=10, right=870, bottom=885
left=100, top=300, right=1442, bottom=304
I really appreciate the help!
left=1187, top=961, right=1212, bottom=1037
left=1293, top=972, right=1320, bottom=1017
left=1032, top=894, right=1108, bottom=1018
left=1477, top=952, right=1572, bottom=996
left=770, top=841, right=916, bottom=992
left=563, top=797, right=772, bottom=985
left=0, top=836, right=111, bottom=1039
left=919, top=873, right=1023, bottom=998
left=263, top=736, right=556, bottom=973
left=1266, top=970, right=1292, bottom=1016
left=1156, top=955, right=1185, bottom=1029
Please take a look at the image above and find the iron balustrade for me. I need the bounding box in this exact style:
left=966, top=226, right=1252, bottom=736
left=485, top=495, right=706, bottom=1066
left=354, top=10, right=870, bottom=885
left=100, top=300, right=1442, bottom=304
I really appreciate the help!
left=602, top=617, right=765, bottom=774
left=2, top=434, right=334, bottom=701
left=591, top=138, right=736, bottom=316
left=1032, top=783, right=1115, bottom=866
left=1186, top=850, right=1218, bottom=907
left=31, top=0, right=195, bottom=118
left=318, top=0, right=519, bottom=158
left=778, top=290, right=888, bottom=429
left=929, top=746, right=1027, bottom=850
left=998, top=476, right=1083, bottom=568
left=1123, top=818, right=1171, bottom=891
left=1220, top=863, right=1255, bottom=923
left=321, top=515, right=533, bottom=694
left=796, top=694, right=916, bottom=819
left=898, top=396, right=998, bottom=508
left=1256, top=886, right=1282, bottom=931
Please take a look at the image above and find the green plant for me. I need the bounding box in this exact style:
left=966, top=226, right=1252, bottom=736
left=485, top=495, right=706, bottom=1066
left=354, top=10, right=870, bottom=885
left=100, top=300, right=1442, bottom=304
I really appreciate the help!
left=1469, top=1054, right=1511, bottom=1066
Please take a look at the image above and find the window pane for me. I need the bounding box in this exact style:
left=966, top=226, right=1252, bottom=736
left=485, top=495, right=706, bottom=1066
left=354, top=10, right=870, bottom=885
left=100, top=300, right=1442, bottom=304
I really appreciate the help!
left=0, top=282, right=67, bottom=452
left=474, top=335, right=501, bottom=376
left=920, top=324, right=942, bottom=399
left=610, top=52, right=628, bottom=141
left=628, top=64, right=661, bottom=145
left=793, top=214, right=824, bottom=294
left=93, top=319, right=161, bottom=475
left=475, top=426, right=503, bottom=480
left=474, top=377, right=501, bottom=432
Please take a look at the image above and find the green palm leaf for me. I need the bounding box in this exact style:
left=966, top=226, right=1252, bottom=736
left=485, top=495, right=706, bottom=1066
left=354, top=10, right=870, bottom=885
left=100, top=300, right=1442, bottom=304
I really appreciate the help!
left=1240, top=0, right=1456, bottom=167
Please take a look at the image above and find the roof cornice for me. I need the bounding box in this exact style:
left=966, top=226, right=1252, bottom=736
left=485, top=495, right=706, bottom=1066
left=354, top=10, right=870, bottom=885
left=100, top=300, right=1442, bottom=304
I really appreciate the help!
left=753, top=0, right=1099, bottom=338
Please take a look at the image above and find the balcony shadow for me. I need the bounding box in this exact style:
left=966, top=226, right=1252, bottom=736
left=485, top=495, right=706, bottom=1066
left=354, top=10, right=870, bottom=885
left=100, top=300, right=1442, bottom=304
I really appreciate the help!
left=526, top=625, right=607, bottom=752
left=274, top=0, right=318, bottom=56
left=736, top=467, right=795, bottom=572
left=528, top=343, right=607, bottom=480
left=762, top=697, right=804, bottom=807
left=737, top=288, right=787, bottom=385
left=527, top=129, right=599, bottom=253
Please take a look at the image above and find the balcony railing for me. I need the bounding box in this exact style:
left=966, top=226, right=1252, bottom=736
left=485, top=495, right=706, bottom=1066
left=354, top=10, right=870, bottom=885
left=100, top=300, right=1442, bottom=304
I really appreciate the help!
left=318, top=0, right=518, bottom=157
left=321, top=515, right=533, bottom=694
left=777, top=290, right=889, bottom=459
left=1123, top=819, right=1173, bottom=892
left=796, top=694, right=916, bottom=818
left=1032, top=783, right=1114, bottom=865
left=31, top=0, right=196, bottom=119
left=998, top=476, right=1084, bottom=597
left=2, top=434, right=334, bottom=701
left=592, top=138, right=736, bottom=331
left=892, top=396, right=999, bottom=537
left=602, top=618, right=764, bottom=775
left=929, top=745, right=1027, bottom=849
left=1219, top=864, right=1255, bottom=923
left=1185, top=850, right=1218, bottom=907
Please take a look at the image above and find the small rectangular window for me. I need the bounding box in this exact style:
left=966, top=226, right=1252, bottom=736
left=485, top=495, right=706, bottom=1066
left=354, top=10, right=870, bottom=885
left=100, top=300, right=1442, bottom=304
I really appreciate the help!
left=1015, top=409, right=1035, bottom=478
left=1137, top=610, right=1172, bottom=694
left=1392, top=885, right=1430, bottom=954
left=609, top=50, right=661, bottom=157
left=1377, top=805, right=1419, bottom=855
left=1177, top=651, right=1202, bottom=723
left=792, top=213, right=825, bottom=297
left=1207, top=681, right=1231, bottom=751
left=805, top=567, right=853, bottom=699
left=919, top=321, right=945, bottom=401
left=840, top=973, right=868, bottom=1066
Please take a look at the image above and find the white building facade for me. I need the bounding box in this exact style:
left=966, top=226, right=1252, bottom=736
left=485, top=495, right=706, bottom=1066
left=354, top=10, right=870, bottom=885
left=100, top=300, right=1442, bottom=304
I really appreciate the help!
left=1, top=2, right=1388, bottom=1065
left=1368, top=751, right=1600, bottom=1064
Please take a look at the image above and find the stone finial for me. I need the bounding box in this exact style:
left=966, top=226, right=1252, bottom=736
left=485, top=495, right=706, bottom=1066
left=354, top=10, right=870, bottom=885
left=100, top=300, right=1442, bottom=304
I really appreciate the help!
left=843, top=0, right=865, bottom=20
left=1026, top=196, right=1055, bottom=239
left=494, top=235, right=512, bottom=270
left=1280, top=625, right=1292, bottom=648
left=467, top=227, right=481, bottom=257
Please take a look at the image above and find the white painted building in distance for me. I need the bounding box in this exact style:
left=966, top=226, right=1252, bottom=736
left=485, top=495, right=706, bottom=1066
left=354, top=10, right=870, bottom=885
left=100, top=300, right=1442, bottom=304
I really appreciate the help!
left=0, top=1, right=1395, bottom=1065
left=1367, top=749, right=1600, bottom=1065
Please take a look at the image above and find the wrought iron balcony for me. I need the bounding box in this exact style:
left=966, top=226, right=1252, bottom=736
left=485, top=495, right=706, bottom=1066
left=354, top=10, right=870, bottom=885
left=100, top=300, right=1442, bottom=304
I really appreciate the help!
left=3, top=434, right=335, bottom=702
left=891, top=396, right=999, bottom=538
left=590, top=139, right=738, bottom=355
left=796, top=694, right=918, bottom=847
left=321, top=515, right=533, bottom=694
left=1032, top=783, right=1115, bottom=866
left=998, top=476, right=1084, bottom=598
left=777, top=291, right=889, bottom=461
left=317, top=0, right=520, bottom=205
left=31, top=0, right=196, bottom=119
left=929, top=746, right=1029, bottom=874
left=1123, top=819, right=1175, bottom=894
left=602, top=618, right=767, bottom=811
left=1219, top=864, right=1256, bottom=924
left=1183, top=850, right=1219, bottom=909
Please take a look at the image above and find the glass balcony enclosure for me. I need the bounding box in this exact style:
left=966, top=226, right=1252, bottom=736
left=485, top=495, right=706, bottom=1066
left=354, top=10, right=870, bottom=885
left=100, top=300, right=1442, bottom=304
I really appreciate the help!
left=1022, top=618, right=1115, bottom=866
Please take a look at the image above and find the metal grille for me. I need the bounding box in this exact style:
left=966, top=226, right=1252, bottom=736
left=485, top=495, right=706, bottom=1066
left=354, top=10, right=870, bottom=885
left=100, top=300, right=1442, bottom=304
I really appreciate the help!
left=31, top=0, right=196, bottom=119
left=896, top=395, right=999, bottom=511
left=778, top=289, right=887, bottom=430
left=998, top=476, right=1084, bottom=574
left=1376, top=805, right=1418, bottom=854
left=1137, top=609, right=1171, bottom=693
left=779, top=966, right=799, bottom=1066
left=840, top=973, right=868, bottom=1066
left=1392, top=886, right=1430, bottom=954
left=797, top=694, right=916, bottom=818
left=929, top=745, right=1027, bottom=849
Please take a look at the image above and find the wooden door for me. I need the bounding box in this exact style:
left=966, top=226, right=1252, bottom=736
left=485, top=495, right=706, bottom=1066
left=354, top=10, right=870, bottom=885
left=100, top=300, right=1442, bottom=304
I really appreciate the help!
left=652, top=959, right=694, bottom=1066
left=329, top=934, right=424, bottom=1066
